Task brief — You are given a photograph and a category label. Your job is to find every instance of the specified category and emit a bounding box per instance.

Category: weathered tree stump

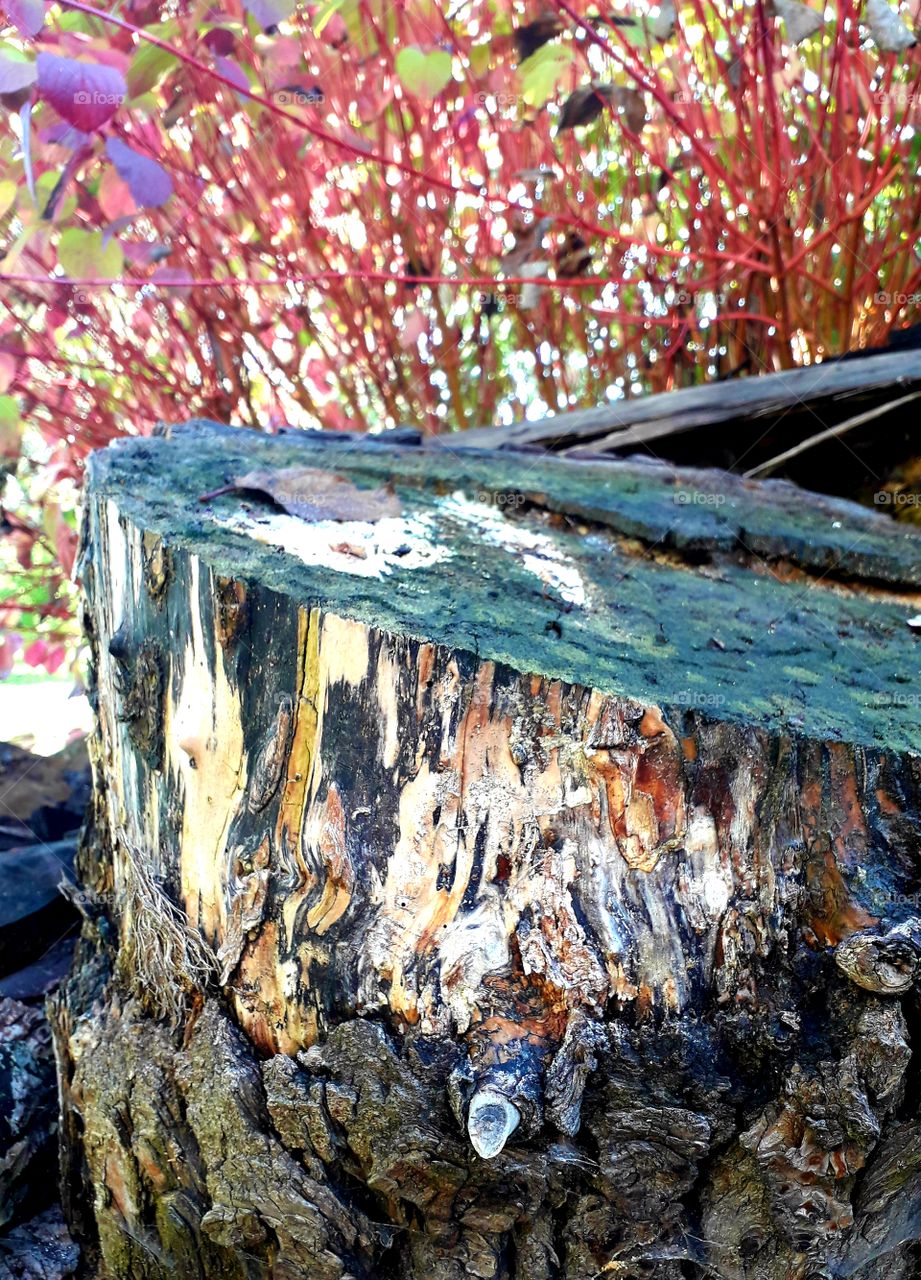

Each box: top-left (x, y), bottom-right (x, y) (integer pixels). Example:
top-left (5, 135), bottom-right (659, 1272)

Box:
top-left (53, 422), bottom-right (921, 1280)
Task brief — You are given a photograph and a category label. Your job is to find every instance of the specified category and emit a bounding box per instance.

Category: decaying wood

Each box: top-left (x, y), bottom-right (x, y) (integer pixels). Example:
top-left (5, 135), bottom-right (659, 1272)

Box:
top-left (52, 422), bottom-right (921, 1279)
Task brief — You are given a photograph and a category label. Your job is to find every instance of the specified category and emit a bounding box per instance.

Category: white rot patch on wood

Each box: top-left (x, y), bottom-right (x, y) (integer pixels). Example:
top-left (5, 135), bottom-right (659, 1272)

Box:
top-left (441, 493), bottom-right (589, 607)
top-left (213, 510), bottom-right (450, 578)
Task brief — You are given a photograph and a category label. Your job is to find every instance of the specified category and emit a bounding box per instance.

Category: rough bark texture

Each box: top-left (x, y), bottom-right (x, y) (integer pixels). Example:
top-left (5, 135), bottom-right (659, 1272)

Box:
top-left (52, 422), bottom-right (921, 1280)
top-left (0, 999), bottom-right (58, 1232)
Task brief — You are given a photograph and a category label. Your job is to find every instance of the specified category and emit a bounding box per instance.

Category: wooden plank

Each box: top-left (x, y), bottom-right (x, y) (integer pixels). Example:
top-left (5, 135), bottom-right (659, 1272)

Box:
top-left (443, 349), bottom-right (921, 453)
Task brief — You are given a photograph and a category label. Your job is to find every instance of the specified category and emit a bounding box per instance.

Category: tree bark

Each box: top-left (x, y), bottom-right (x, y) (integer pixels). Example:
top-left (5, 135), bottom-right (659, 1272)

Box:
top-left (52, 422), bottom-right (921, 1280)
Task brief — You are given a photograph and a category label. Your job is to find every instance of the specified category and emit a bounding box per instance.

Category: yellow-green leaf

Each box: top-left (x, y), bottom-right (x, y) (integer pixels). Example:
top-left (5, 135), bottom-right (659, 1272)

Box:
top-left (58, 227), bottom-right (123, 279)
top-left (0, 180), bottom-right (16, 219)
top-left (127, 24), bottom-right (181, 98)
top-left (395, 47), bottom-right (453, 99)
top-left (469, 42), bottom-right (491, 78)
top-left (0, 395), bottom-right (21, 459)
top-left (519, 44), bottom-right (573, 108)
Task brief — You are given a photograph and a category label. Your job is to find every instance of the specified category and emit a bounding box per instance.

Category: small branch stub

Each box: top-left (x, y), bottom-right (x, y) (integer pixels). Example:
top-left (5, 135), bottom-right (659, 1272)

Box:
top-left (466, 1087), bottom-right (521, 1159)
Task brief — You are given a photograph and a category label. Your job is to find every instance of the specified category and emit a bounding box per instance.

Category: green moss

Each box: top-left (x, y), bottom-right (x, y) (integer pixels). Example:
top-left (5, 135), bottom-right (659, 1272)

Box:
top-left (88, 425), bottom-right (921, 755)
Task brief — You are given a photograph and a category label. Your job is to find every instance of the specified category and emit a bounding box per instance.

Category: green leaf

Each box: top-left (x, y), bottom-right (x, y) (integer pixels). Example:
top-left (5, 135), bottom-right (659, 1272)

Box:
top-left (469, 42), bottom-right (491, 78)
top-left (519, 43), bottom-right (573, 108)
top-left (395, 47), bottom-right (454, 99)
top-left (0, 395), bottom-right (21, 459)
top-left (57, 228), bottom-right (123, 279)
top-left (126, 25), bottom-right (181, 98)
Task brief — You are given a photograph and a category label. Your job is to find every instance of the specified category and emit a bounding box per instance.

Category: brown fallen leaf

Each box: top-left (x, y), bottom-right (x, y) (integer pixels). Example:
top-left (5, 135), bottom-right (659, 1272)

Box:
top-left (200, 466), bottom-right (401, 522)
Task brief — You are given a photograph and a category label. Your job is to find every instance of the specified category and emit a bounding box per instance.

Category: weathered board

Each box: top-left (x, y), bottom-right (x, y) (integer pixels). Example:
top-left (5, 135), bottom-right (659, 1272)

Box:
top-left (444, 348), bottom-right (921, 456)
top-left (53, 421), bottom-right (921, 1280)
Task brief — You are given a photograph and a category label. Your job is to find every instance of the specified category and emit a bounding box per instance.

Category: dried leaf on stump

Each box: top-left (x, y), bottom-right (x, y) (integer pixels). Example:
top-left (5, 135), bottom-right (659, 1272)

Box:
top-left (202, 467), bottom-right (402, 522)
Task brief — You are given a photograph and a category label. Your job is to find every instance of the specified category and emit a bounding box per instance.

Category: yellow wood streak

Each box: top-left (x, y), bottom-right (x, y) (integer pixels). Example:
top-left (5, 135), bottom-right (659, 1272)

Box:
top-left (165, 560), bottom-right (247, 943)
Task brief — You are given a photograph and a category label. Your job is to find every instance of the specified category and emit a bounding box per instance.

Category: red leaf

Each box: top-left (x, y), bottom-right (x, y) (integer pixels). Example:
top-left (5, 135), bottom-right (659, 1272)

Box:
top-left (120, 237), bottom-right (170, 265)
top-left (54, 518), bottom-right (78, 576)
top-left (0, 353), bottom-right (17, 393)
top-left (105, 136), bottom-right (172, 207)
top-left (98, 164), bottom-right (137, 220)
top-left (11, 529), bottom-right (34, 569)
top-left (202, 26), bottom-right (236, 56)
top-left (1, 0), bottom-right (44, 37)
top-left (44, 644), bottom-right (67, 674)
top-left (23, 637), bottom-right (48, 668)
top-left (36, 52), bottom-right (126, 132)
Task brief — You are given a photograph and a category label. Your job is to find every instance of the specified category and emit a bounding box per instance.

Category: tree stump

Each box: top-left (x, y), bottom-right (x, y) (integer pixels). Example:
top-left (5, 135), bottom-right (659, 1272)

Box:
top-left (52, 422), bottom-right (921, 1280)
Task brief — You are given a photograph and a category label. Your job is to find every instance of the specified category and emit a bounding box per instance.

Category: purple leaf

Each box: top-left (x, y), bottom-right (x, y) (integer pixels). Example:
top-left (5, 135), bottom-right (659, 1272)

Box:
top-left (102, 213), bottom-right (140, 244)
top-left (0, 53), bottom-right (36, 96)
top-left (40, 121), bottom-right (92, 149)
top-left (214, 55), bottom-right (250, 94)
top-left (36, 52), bottom-right (126, 132)
top-left (105, 136), bottom-right (172, 208)
top-left (243, 0), bottom-right (295, 30)
top-left (1, 0), bottom-right (44, 37)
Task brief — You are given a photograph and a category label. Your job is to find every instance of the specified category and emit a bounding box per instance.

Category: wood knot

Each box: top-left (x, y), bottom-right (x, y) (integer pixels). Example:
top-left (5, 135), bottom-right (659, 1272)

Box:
top-left (835, 920), bottom-right (921, 994)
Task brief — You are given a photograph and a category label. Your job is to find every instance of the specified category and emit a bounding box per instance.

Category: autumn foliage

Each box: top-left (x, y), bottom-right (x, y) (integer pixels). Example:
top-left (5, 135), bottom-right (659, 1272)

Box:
top-left (0, 0), bottom-right (920, 669)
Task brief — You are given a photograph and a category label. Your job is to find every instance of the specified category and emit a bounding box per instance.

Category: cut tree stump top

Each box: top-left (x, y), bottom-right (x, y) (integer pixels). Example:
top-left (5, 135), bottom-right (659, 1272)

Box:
top-left (91, 421), bottom-right (921, 753)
